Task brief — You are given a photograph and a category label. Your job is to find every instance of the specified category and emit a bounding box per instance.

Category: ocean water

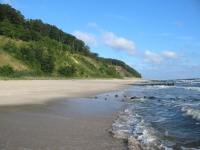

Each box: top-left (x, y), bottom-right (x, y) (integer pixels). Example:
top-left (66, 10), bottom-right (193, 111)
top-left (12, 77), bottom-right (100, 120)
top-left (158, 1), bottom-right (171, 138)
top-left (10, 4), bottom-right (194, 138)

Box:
top-left (110, 78), bottom-right (200, 150)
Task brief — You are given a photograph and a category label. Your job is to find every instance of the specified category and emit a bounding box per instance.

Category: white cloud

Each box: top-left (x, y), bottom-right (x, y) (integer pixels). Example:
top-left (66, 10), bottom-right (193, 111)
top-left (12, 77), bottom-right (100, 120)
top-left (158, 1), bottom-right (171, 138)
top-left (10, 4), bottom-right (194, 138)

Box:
top-left (144, 51), bottom-right (163, 64)
top-left (162, 51), bottom-right (178, 59)
top-left (177, 36), bottom-right (194, 40)
top-left (73, 30), bottom-right (98, 46)
top-left (102, 31), bottom-right (136, 55)
top-left (74, 23), bottom-right (137, 56)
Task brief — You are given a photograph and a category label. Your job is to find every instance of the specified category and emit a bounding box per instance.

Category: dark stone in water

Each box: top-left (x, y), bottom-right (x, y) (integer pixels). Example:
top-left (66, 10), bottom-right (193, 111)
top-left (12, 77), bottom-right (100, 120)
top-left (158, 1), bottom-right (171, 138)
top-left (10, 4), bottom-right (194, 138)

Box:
top-left (115, 95), bottom-right (118, 97)
top-left (130, 96), bottom-right (139, 99)
top-left (95, 97), bottom-right (97, 99)
top-left (105, 98), bottom-right (107, 100)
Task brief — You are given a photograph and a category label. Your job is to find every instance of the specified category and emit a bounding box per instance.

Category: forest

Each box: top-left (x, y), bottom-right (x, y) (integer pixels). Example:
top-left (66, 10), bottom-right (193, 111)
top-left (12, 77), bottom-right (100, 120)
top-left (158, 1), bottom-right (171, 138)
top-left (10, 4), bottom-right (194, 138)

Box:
top-left (0, 4), bottom-right (142, 78)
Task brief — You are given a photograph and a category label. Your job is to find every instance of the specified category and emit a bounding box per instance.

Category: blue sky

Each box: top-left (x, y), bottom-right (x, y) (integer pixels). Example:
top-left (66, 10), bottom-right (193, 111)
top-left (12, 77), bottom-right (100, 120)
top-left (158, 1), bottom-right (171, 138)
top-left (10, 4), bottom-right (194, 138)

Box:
top-left (1, 0), bottom-right (200, 79)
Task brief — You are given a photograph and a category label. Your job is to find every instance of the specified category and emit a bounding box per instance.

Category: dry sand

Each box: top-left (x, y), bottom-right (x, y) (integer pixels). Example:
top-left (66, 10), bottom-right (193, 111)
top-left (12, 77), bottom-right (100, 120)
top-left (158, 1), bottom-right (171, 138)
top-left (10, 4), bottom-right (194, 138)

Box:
top-left (0, 79), bottom-right (144, 150)
top-left (0, 79), bottom-right (143, 106)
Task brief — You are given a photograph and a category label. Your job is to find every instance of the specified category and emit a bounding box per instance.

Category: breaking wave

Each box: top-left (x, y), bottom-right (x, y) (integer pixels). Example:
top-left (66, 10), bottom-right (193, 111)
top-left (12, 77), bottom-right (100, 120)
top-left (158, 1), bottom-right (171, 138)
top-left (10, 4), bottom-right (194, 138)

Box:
top-left (182, 106), bottom-right (200, 121)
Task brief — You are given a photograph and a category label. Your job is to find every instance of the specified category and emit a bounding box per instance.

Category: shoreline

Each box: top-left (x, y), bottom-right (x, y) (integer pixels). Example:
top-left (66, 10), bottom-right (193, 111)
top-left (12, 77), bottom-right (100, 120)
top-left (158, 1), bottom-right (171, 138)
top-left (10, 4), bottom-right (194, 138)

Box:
top-left (0, 91), bottom-right (129, 149)
top-left (0, 79), bottom-right (145, 149)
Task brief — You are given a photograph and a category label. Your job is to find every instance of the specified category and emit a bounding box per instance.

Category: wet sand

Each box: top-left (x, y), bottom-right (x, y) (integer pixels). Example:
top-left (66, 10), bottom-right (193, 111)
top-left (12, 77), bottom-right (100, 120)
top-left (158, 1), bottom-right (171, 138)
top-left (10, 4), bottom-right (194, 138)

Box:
top-left (0, 79), bottom-right (143, 149)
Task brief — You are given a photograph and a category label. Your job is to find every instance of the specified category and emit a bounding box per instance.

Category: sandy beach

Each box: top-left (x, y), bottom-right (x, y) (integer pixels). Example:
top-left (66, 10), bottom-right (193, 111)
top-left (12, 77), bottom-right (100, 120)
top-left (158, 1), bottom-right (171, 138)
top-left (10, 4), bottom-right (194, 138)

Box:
top-left (0, 79), bottom-right (143, 149)
top-left (0, 79), bottom-right (144, 106)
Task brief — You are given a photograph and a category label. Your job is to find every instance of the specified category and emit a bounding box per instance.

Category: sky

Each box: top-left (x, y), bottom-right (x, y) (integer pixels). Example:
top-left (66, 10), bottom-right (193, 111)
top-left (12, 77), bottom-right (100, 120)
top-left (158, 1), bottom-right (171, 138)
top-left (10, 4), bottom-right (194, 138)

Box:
top-left (1, 0), bottom-right (200, 79)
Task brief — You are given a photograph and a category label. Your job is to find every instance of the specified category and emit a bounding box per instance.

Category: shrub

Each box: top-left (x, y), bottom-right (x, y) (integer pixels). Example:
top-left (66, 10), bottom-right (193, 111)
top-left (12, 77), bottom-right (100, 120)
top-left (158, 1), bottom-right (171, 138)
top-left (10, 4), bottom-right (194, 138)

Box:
top-left (58, 65), bottom-right (77, 77)
top-left (0, 65), bottom-right (14, 76)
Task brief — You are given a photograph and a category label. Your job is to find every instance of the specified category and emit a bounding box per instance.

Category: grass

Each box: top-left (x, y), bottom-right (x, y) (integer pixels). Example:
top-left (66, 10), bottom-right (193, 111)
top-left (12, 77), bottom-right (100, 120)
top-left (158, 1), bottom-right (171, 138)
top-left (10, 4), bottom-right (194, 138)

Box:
top-left (0, 75), bottom-right (120, 80)
top-left (0, 50), bottom-right (29, 70)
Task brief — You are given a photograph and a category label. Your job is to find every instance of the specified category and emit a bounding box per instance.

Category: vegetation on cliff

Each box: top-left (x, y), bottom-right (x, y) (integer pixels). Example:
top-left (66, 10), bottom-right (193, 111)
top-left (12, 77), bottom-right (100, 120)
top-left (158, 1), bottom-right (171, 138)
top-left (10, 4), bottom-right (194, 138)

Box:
top-left (0, 4), bottom-right (142, 78)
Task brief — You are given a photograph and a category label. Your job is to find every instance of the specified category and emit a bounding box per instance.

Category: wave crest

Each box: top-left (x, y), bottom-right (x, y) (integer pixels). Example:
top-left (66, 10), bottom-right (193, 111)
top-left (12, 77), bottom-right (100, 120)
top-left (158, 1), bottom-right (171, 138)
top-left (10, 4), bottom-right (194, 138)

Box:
top-left (182, 106), bottom-right (200, 121)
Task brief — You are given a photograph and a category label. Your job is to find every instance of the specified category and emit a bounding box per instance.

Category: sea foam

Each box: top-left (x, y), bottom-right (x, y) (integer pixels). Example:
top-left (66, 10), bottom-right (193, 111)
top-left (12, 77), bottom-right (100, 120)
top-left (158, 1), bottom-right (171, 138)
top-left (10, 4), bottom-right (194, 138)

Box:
top-left (182, 106), bottom-right (200, 121)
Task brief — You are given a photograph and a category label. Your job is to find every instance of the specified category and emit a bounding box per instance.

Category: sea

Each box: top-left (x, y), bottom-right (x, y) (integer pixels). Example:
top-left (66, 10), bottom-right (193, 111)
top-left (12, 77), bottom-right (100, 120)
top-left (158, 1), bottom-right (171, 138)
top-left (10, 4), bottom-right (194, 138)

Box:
top-left (110, 78), bottom-right (200, 150)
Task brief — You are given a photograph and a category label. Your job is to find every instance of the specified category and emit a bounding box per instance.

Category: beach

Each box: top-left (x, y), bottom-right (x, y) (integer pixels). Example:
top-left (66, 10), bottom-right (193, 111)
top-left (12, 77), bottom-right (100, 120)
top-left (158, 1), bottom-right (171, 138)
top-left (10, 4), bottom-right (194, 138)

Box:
top-left (0, 79), bottom-right (143, 149)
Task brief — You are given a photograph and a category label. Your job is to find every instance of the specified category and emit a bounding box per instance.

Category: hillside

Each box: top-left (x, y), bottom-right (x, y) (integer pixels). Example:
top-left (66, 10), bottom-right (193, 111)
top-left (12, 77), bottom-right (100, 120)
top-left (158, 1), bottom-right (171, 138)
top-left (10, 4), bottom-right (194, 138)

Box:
top-left (0, 4), bottom-right (142, 78)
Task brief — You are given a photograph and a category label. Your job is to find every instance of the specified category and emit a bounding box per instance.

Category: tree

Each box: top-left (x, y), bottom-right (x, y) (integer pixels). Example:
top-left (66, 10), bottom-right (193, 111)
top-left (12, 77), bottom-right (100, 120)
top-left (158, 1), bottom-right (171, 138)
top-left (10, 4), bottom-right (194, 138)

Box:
top-left (0, 4), bottom-right (24, 26)
top-left (81, 45), bottom-right (91, 56)
top-left (31, 19), bottom-right (44, 33)
top-left (49, 25), bottom-right (59, 41)
top-left (0, 19), bottom-right (17, 38)
top-left (74, 39), bottom-right (84, 53)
